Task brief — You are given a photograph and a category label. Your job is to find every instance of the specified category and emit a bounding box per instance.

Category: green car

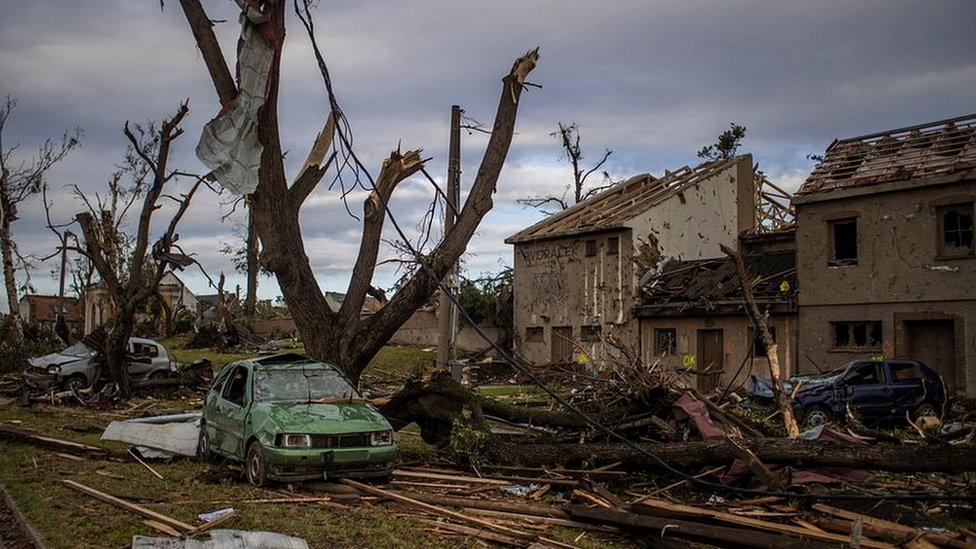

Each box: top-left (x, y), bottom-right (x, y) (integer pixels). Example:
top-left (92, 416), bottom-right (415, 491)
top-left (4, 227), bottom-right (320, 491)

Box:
top-left (199, 353), bottom-right (397, 486)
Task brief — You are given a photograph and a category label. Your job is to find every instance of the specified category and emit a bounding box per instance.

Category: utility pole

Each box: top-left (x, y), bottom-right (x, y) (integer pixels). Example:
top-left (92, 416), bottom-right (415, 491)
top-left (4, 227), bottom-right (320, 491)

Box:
top-left (437, 105), bottom-right (462, 380)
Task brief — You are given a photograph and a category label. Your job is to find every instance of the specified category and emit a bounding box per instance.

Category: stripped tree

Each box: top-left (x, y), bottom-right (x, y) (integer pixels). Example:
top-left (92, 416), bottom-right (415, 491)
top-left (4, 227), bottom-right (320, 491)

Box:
top-left (49, 103), bottom-right (210, 396)
top-left (175, 0), bottom-right (538, 384)
top-left (518, 122), bottom-right (612, 214)
top-left (0, 96), bottom-right (80, 331)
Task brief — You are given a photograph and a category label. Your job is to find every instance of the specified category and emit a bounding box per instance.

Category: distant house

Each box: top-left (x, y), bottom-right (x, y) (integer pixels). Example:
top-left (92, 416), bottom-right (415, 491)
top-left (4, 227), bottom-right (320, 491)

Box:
top-left (83, 272), bottom-right (198, 334)
top-left (18, 294), bottom-right (82, 330)
top-left (505, 155), bottom-right (758, 367)
top-left (795, 113), bottom-right (976, 396)
top-left (636, 229), bottom-right (798, 392)
top-left (197, 292), bottom-right (238, 318)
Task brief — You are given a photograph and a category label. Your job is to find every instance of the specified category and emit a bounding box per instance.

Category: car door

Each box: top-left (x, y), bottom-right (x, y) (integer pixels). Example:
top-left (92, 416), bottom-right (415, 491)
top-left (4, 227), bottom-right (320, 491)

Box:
top-left (127, 340), bottom-right (153, 377)
top-left (150, 342), bottom-right (170, 373)
top-left (843, 361), bottom-right (890, 419)
top-left (886, 361), bottom-right (925, 413)
top-left (213, 365), bottom-right (250, 459)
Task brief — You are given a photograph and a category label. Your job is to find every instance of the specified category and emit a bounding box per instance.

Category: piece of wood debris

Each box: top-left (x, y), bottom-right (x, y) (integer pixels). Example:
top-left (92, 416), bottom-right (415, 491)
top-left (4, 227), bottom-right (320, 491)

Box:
top-left (416, 517), bottom-right (526, 546)
top-left (340, 479), bottom-right (534, 540)
top-left (142, 519), bottom-right (183, 538)
top-left (129, 449), bottom-right (164, 481)
top-left (61, 479), bottom-right (194, 534)
top-left (0, 424), bottom-right (106, 457)
top-left (638, 497), bottom-right (893, 548)
top-left (812, 503), bottom-right (970, 548)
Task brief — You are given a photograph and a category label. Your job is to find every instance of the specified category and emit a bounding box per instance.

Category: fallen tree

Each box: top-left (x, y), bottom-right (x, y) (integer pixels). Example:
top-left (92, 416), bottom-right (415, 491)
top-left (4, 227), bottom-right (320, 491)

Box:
top-left (500, 439), bottom-right (976, 474)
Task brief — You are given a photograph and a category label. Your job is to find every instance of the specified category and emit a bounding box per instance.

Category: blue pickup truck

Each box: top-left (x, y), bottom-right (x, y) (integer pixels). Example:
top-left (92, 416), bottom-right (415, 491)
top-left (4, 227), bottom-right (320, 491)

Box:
top-left (749, 359), bottom-right (947, 429)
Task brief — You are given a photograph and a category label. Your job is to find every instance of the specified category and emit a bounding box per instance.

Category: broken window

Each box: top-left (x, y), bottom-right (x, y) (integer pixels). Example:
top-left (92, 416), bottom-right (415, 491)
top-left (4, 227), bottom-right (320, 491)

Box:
top-left (829, 218), bottom-right (858, 265)
top-left (654, 328), bottom-right (677, 356)
top-left (889, 361), bottom-right (923, 382)
top-left (831, 321), bottom-right (882, 350)
top-left (585, 239), bottom-right (598, 257)
top-left (606, 236), bottom-right (619, 256)
top-left (845, 362), bottom-right (883, 385)
top-left (938, 202), bottom-right (974, 258)
top-left (581, 325), bottom-right (602, 342)
top-left (749, 326), bottom-right (776, 357)
top-left (221, 366), bottom-right (248, 406)
top-left (525, 327), bottom-right (543, 343)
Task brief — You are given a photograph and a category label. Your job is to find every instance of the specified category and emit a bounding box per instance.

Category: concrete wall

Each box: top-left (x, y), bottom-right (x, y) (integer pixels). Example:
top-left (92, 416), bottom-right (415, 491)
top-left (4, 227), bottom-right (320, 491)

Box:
top-left (625, 155), bottom-right (755, 268)
top-left (638, 314), bottom-right (798, 392)
top-left (795, 177), bottom-right (976, 395)
top-left (512, 156), bottom-right (756, 366)
top-left (513, 229), bottom-right (636, 365)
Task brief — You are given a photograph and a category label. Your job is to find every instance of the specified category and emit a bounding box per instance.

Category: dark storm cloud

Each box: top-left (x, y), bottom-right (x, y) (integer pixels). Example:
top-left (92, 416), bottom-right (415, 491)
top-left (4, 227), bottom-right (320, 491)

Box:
top-left (0, 0), bottom-right (973, 306)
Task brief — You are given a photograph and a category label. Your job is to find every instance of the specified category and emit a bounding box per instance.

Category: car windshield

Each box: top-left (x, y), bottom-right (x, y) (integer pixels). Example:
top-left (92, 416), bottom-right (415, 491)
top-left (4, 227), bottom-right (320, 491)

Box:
top-left (253, 367), bottom-right (359, 403)
top-left (60, 342), bottom-right (93, 358)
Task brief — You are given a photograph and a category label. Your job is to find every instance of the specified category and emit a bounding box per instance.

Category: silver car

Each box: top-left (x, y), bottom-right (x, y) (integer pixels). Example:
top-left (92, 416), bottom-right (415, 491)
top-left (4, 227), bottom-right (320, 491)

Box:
top-left (22, 337), bottom-right (176, 390)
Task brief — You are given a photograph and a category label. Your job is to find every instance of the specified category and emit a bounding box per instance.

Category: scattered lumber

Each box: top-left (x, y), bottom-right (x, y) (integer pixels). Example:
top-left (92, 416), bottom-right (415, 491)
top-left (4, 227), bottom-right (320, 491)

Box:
top-left (505, 439), bottom-right (976, 473)
top-left (416, 518), bottom-right (524, 546)
top-left (635, 497), bottom-right (893, 548)
top-left (339, 479), bottom-right (534, 540)
top-left (568, 505), bottom-right (826, 549)
top-left (378, 490), bottom-right (569, 519)
top-left (811, 503), bottom-right (973, 548)
top-left (61, 479), bottom-right (194, 533)
top-left (0, 424), bottom-right (108, 457)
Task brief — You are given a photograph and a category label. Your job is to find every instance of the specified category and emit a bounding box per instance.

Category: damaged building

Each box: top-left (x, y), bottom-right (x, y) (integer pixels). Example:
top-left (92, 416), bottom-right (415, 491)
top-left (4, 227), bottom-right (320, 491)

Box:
top-left (795, 114), bottom-right (976, 396)
top-left (636, 228), bottom-right (797, 392)
top-left (506, 155), bottom-right (757, 366)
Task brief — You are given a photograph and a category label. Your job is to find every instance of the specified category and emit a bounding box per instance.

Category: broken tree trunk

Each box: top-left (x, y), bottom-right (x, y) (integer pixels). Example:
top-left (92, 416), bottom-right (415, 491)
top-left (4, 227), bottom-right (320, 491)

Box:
top-left (0, 173), bottom-right (21, 330)
top-left (378, 372), bottom-right (586, 442)
top-left (721, 243), bottom-right (799, 437)
top-left (499, 439), bottom-right (976, 474)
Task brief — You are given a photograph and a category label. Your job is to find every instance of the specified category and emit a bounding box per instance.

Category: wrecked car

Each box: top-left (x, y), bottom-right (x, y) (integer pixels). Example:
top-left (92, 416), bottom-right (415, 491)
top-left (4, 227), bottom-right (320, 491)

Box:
top-left (199, 353), bottom-right (397, 486)
top-left (22, 337), bottom-right (176, 390)
top-left (749, 358), bottom-right (947, 428)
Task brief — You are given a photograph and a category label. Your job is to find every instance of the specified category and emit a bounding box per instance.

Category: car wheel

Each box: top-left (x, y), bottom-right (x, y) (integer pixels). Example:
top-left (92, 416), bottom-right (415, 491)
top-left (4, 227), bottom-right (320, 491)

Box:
top-left (198, 424), bottom-right (214, 462)
top-left (912, 403), bottom-right (938, 421)
top-left (245, 441), bottom-right (269, 487)
top-left (65, 374), bottom-right (88, 392)
top-left (802, 406), bottom-right (831, 430)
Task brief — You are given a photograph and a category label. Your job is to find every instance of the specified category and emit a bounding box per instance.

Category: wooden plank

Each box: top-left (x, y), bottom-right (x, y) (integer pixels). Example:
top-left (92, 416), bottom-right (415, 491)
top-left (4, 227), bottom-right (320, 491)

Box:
top-left (340, 479), bottom-right (533, 540)
top-left (393, 470), bottom-right (509, 486)
top-left (812, 503), bottom-right (971, 548)
top-left (0, 425), bottom-right (106, 457)
top-left (464, 508), bottom-right (619, 533)
top-left (570, 506), bottom-right (822, 549)
top-left (637, 498), bottom-right (893, 548)
top-left (129, 449), bottom-right (164, 481)
top-left (61, 479), bottom-right (194, 533)
top-left (416, 519), bottom-right (524, 547)
top-left (142, 520), bottom-right (183, 538)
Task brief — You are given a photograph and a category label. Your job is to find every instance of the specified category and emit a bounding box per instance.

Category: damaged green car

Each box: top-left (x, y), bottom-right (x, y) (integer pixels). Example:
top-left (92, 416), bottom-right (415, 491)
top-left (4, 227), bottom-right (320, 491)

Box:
top-left (200, 354), bottom-right (397, 486)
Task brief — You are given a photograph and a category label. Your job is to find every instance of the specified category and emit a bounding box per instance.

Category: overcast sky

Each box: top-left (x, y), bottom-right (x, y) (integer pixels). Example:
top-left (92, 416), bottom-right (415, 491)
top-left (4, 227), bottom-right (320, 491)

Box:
top-left (1, 0), bottom-right (974, 309)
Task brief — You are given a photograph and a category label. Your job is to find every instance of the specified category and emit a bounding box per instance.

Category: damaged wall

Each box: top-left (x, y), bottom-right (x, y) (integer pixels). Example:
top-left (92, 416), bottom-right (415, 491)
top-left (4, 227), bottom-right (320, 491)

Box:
top-left (795, 176), bottom-right (976, 395)
top-left (638, 313), bottom-right (798, 393)
top-left (511, 156), bottom-right (757, 366)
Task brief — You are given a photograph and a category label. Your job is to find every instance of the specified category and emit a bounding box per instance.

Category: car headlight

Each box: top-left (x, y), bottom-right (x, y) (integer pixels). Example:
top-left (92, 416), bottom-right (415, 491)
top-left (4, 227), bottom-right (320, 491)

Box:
top-left (46, 365), bottom-right (61, 375)
top-left (280, 434), bottom-right (312, 448)
top-left (370, 430), bottom-right (393, 446)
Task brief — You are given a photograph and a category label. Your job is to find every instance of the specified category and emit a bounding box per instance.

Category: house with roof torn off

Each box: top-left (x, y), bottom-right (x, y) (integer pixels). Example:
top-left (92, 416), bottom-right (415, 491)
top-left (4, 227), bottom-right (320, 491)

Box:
top-left (795, 113), bottom-right (976, 396)
top-left (505, 155), bottom-right (758, 366)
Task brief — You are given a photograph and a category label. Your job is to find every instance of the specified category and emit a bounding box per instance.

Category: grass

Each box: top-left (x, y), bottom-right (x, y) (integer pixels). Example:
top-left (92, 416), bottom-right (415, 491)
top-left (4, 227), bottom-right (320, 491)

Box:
top-left (0, 343), bottom-right (629, 548)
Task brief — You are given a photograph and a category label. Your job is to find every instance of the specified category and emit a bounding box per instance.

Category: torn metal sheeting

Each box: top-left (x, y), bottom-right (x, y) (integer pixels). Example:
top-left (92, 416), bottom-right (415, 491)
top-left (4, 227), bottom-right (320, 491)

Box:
top-left (196, 19), bottom-right (274, 195)
top-left (132, 529), bottom-right (309, 549)
top-left (101, 413), bottom-right (202, 457)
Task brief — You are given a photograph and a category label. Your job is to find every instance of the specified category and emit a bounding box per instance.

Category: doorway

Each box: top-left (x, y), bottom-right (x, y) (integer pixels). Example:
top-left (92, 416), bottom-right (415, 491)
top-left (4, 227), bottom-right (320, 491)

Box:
top-left (551, 326), bottom-right (574, 364)
top-left (697, 329), bottom-right (724, 392)
top-left (904, 319), bottom-right (957, 394)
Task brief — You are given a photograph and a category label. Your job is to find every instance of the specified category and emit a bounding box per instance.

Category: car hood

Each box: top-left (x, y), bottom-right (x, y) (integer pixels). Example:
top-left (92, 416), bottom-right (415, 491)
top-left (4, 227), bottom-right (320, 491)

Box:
top-left (27, 353), bottom-right (86, 369)
top-left (252, 401), bottom-right (391, 435)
